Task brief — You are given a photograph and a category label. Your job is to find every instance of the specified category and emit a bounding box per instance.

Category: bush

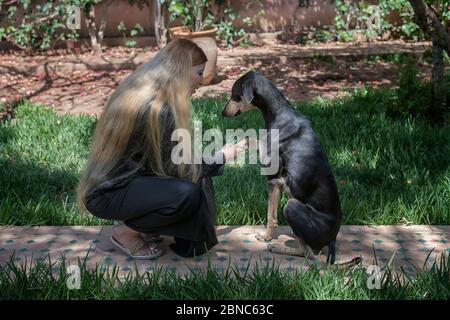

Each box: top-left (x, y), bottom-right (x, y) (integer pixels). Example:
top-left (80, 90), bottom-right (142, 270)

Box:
top-left (311, 0), bottom-right (450, 44)
top-left (393, 57), bottom-right (429, 117)
top-left (388, 56), bottom-right (450, 118)
top-left (0, 0), bottom-right (79, 51)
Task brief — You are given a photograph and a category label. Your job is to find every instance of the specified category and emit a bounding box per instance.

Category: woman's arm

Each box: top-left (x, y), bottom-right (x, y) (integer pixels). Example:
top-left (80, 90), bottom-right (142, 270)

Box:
top-left (198, 151), bottom-right (226, 178)
top-left (198, 138), bottom-right (251, 178)
top-left (159, 105), bottom-right (252, 178)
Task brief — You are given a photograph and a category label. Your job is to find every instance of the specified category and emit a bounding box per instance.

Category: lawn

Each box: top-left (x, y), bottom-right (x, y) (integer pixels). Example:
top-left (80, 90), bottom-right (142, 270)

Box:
top-left (1, 86), bottom-right (450, 300)
top-left (1, 86), bottom-right (449, 227)
top-left (1, 253), bottom-right (449, 299)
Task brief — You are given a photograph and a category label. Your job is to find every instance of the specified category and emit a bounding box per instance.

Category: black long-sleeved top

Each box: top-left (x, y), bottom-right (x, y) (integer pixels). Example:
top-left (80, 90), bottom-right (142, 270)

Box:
top-left (85, 104), bottom-right (225, 204)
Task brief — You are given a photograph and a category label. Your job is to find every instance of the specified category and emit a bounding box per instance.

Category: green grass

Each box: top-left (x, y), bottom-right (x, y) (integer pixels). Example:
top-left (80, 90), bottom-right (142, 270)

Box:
top-left (1, 252), bottom-right (449, 300)
top-left (365, 51), bottom-right (450, 64)
top-left (0, 86), bottom-right (449, 226)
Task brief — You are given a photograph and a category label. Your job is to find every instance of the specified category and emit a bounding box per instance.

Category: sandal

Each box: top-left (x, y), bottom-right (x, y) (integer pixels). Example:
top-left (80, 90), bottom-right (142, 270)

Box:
top-left (140, 232), bottom-right (163, 243)
top-left (111, 235), bottom-right (162, 260)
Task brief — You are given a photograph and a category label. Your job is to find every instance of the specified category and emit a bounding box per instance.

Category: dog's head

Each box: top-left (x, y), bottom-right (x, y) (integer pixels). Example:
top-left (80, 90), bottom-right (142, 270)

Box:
top-left (222, 71), bottom-right (258, 118)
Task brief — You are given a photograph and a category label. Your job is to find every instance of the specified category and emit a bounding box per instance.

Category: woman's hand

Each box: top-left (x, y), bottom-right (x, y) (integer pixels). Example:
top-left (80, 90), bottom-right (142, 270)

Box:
top-left (219, 137), bottom-right (256, 163)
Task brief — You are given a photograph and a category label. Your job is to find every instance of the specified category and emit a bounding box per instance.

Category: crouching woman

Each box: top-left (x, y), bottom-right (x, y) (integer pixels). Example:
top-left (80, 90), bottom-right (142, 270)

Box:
top-left (76, 39), bottom-right (246, 259)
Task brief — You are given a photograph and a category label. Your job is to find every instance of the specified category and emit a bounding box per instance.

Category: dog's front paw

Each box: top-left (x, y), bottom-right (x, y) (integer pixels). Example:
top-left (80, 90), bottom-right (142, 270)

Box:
top-left (255, 231), bottom-right (273, 242)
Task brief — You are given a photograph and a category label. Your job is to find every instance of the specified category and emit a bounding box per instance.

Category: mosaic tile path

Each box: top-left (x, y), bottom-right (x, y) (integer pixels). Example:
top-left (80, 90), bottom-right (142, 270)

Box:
top-left (1, 225), bottom-right (449, 277)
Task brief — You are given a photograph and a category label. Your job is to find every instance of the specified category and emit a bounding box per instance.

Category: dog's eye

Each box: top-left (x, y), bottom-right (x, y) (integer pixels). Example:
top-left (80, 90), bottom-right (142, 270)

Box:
top-left (232, 95), bottom-right (241, 102)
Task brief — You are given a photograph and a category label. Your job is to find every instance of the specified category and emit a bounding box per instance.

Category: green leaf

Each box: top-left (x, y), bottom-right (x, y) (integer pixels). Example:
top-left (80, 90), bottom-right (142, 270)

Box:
top-left (169, 2), bottom-right (184, 15)
top-left (125, 39), bottom-right (136, 47)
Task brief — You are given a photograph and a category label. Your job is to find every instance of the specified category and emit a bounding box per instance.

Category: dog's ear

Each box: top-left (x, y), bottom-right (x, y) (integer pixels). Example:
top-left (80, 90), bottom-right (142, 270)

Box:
top-left (242, 79), bottom-right (254, 104)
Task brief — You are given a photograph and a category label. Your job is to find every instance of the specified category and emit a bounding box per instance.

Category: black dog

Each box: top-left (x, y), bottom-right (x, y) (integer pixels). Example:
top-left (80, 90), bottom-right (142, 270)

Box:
top-left (222, 71), bottom-right (341, 264)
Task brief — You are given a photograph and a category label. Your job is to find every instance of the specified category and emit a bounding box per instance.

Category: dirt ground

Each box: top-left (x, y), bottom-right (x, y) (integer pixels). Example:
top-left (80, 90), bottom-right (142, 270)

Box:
top-left (0, 41), bottom-right (435, 117)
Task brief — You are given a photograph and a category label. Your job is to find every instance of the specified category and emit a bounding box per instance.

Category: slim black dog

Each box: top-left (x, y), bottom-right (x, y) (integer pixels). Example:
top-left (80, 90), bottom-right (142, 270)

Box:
top-left (222, 71), bottom-right (341, 264)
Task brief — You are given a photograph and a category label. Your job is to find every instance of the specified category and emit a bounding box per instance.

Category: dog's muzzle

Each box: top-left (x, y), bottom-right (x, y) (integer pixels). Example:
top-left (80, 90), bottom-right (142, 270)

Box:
top-left (222, 99), bottom-right (242, 117)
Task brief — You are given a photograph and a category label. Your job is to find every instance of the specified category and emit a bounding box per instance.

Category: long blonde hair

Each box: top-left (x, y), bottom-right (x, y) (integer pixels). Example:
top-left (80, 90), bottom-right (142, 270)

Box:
top-left (76, 38), bottom-right (207, 212)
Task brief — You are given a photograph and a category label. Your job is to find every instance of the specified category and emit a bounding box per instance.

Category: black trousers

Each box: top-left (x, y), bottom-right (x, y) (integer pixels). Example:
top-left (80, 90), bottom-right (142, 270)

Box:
top-left (86, 175), bottom-right (219, 257)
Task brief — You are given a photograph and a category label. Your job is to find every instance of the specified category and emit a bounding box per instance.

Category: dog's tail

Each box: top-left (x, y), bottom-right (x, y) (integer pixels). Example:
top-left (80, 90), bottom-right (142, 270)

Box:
top-left (333, 256), bottom-right (363, 270)
top-left (326, 239), bottom-right (336, 264)
top-left (323, 240), bottom-right (361, 268)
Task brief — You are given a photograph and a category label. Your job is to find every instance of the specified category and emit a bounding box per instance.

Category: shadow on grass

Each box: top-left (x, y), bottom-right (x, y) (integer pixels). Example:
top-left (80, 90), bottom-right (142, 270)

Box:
top-left (199, 90), bottom-right (450, 225)
top-left (300, 91), bottom-right (450, 224)
top-left (1, 91), bottom-right (449, 226)
top-left (0, 104), bottom-right (101, 226)
top-left (0, 154), bottom-right (102, 226)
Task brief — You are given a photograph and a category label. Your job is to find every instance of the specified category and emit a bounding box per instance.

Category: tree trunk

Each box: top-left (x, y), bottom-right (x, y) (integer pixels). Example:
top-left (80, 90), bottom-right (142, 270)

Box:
top-left (84, 1), bottom-right (112, 54)
top-left (98, 0), bottom-right (113, 49)
top-left (408, 0), bottom-right (450, 122)
top-left (85, 5), bottom-right (101, 53)
top-left (430, 42), bottom-right (446, 119)
top-left (409, 0), bottom-right (450, 55)
top-left (192, 0), bottom-right (202, 32)
top-left (154, 0), bottom-right (166, 47)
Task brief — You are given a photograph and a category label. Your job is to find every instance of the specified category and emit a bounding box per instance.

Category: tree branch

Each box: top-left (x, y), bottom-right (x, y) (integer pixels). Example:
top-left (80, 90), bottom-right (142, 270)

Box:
top-left (408, 0), bottom-right (450, 55)
top-left (2, 0), bottom-right (19, 6)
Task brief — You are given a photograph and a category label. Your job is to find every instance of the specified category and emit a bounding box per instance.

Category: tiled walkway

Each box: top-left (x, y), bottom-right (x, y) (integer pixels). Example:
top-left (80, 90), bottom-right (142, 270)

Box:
top-left (1, 225), bottom-right (449, 277)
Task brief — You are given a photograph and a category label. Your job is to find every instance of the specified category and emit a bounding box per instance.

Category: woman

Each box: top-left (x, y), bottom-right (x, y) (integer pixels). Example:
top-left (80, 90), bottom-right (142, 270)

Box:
top-left (76, 39), bottom-right (246, 259)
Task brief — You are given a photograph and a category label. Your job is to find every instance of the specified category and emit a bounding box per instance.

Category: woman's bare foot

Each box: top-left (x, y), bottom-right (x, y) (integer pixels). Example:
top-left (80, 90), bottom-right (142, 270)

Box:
top-left (112, 224), bottom-right (162, 258)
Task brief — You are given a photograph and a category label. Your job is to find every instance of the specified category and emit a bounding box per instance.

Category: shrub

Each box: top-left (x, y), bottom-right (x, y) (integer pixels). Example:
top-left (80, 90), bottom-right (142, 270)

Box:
top-left (388, 56), bottom-right (450, 118)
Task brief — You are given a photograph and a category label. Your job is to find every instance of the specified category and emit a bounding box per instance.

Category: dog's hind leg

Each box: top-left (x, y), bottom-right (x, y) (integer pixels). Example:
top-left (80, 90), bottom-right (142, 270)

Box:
top-left (268, 235), bottom-right (316, 257)
top-left (256, 179), bottom-right (281, 242)
top-left (274, 198), bottom-right (338, 257)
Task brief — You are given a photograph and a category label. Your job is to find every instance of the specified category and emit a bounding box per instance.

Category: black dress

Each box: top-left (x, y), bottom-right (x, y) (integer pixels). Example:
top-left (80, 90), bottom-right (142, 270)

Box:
top-left (84, 105), bottom-right (225, 258)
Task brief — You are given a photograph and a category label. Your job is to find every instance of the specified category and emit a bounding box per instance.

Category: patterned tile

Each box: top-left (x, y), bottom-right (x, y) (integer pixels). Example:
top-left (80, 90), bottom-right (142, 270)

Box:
top-left (285, 256), bottom-right (296, 262)
top-left (0, 225), bottom-right (449, 277)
